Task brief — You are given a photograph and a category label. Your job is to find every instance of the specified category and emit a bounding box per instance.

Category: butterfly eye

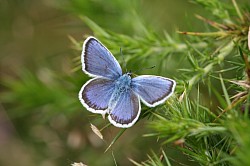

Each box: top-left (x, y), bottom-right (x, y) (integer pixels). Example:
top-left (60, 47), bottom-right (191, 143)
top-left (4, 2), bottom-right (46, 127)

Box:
top-left (127, 72), bottom-right (132, 77)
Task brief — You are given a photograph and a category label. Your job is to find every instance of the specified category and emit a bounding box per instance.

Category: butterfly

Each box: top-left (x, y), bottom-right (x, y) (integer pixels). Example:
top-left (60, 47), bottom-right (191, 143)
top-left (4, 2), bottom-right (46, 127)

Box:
top-left (79, 36), bottom-right (176, 128)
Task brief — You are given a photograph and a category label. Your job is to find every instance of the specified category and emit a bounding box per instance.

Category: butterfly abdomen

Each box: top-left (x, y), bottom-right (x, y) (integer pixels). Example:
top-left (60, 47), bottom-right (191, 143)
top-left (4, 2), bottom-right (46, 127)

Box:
top-left (108, 74), bottom-right (132, 113)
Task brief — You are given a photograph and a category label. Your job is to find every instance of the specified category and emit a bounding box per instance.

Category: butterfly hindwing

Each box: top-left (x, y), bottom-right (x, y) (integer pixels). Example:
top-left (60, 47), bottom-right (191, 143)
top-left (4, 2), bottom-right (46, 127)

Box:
top-left (82, 37), bottom-right (122, 79)
top-left (108, 89), bottom-right (140, 128)
top-left (79, 77), bottom-right (115, 114)
top-left (131, 75), bottom-right (176, 107)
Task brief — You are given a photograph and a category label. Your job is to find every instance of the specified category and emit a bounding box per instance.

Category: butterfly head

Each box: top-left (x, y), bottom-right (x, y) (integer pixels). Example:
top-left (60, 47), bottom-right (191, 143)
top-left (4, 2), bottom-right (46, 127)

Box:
top-left (117, 73), bottom-right (131, 84)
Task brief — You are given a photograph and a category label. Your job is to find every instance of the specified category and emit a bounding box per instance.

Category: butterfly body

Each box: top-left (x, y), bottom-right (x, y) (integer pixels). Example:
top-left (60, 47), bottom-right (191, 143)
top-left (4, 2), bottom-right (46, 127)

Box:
top-left (79, 36), bottom-right (176, 128)
top-left (108, 73), bottom-right (132, 112)
top-left (114, 73), bottom-right (131, 93)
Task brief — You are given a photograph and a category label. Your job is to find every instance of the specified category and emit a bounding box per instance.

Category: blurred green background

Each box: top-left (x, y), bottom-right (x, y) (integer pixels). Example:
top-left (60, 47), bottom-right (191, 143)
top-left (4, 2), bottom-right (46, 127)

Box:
top-left (0, 0), bottom-right (249, 166)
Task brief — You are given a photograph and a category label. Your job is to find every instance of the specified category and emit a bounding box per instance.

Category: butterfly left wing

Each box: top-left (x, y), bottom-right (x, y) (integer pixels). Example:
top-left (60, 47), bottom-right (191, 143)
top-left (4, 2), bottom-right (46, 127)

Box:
top-left (79, 78), bottom-right (115, 114)
top-left (82, 37), bottom-right (122, 79)
top-left (108, 89), bottom-right (140, 128)
top-left (131, 75), bottom-right (176, 107)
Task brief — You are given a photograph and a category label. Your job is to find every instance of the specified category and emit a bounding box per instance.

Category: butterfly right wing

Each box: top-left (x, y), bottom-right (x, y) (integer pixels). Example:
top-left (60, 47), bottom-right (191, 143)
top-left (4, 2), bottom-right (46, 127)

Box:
top-left (82, 37), bottom-right (122, 79)
top-left (79, 77), bottom-right (115, 114)
top-left (131, 75), bottom-right (176, 107)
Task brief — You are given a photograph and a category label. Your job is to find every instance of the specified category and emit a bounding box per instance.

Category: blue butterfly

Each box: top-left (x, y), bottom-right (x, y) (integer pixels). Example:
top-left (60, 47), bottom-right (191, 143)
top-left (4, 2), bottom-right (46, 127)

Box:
top-left (79, 37), bottom-right (176, 128)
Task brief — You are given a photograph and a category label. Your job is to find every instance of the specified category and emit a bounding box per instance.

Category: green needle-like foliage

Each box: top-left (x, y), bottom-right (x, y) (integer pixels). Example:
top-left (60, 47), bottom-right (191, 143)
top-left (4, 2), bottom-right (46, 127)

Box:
top-left (1, 0), bottom-right (250, 165)
top-left (71, 0), bottom-right (249, 165)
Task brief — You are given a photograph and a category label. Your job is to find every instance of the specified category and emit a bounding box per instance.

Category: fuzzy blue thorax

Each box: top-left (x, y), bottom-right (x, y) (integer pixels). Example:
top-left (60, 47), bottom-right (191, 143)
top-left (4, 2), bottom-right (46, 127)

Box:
top-left (115, 74), bottom-right (131, 91)
top-left (108, 74), bottom-right (131, 112)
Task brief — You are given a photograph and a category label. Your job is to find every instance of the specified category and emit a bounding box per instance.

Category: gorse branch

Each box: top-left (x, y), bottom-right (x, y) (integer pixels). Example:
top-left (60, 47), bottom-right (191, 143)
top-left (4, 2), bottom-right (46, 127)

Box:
top-left (70, 0), bottom-right (250, 163)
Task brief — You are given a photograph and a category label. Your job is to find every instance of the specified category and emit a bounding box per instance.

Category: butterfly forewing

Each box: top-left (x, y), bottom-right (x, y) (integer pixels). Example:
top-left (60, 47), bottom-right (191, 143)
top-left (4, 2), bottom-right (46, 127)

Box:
top-left (82, 37), bottom-right (122, 79)
top-left (131, 75), bottom-right (176, 107)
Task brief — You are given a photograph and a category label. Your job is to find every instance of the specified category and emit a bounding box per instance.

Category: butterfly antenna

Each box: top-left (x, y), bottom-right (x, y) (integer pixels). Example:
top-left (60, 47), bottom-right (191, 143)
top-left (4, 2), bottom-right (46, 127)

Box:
top-left (133, 65), bottom-right (156, 74)
top-left (120, 48), bottom-right (127, 73)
